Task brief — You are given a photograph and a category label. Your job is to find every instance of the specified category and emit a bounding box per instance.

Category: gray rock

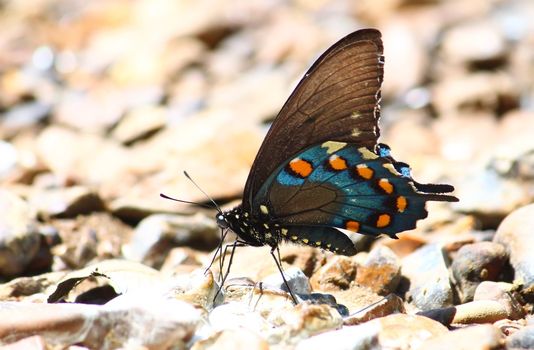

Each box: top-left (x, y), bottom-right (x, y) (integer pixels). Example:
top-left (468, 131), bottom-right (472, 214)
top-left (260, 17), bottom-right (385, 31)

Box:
top-left (0, 190), bottom-right (41, 277)
top-left (401, 244), bottom-right (453, 310)
top-left (506, 325), bottom-right (534, 350)
top-left (262, 266), bottom-right (311, 296)
top-left (451, 242), bottom-right (508, 302)
top-left (122, 213), bottom-right (218, 268)
top-left (494, 204), bottom-right (534, 293)
top-left (28, 186), bottom-right (105, 218)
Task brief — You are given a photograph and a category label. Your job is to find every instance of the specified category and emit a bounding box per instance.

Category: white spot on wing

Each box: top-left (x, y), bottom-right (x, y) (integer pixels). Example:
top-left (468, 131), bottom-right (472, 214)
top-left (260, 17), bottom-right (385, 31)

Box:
top-left (321, 141), bottom-right (347, 154)
top-left (358, 147), bottom-right (378, 160)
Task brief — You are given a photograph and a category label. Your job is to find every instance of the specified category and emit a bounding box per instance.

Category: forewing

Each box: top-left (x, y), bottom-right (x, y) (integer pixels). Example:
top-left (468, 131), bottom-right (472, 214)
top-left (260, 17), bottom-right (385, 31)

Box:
top-left (243, 29), bottom-right (384, 211)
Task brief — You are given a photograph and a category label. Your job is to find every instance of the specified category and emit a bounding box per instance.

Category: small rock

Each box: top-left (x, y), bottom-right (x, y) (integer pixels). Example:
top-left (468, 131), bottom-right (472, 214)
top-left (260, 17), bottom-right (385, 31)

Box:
top-left (262, 266), bottom-right (311, 296)
top-left (432, 73), bottom-right (519, 116)
top-left (355, 246), bottom-right (401, 295)
top-left (474, 281), bottom-right (525, 320)
top-left (451, 242), bottom-right (508, 302)
top-left (0, 140), bottom-right (18, 179)
top-left (297, 314), bottom-right (447, 350)
top-left (0, 272), bottom-right (65, 301)
top-left (111, 105), bottom-right (167, 144)
top-left (0, 101), bottom-right (51, 139)
top-left (36, 126), bottom-right (130, 198)
top-left (166, 269), bottom-right (219, 310)
top-left (494, 319), bottom-right (526, 336)
top-left (279, 245), bottom-right (326, 277)
top-left (494, 204), bottom-right (534, 294)
top-left (309, 256), bottom-right (357, 292)
top-left (417, 306), bottom-right (457, 327)
top-left (122, 213), bottom-right (218, 268)
top-left (506, 324), bottom-right (534, 350)
top-left (328, 284), bottom-right (383, 315)
top-left (269, 302), bottom-right (343, 343)
top-left (452, 300), bottom-right (508, 324)
top-left (0, 190), bottom-right (41, 277)
top-left (0, 299), bottom-right (200, 349)
top-left (441, 20), bottom-right (506, 68)
top-left (401, 244), bottom-right (453, 310)
top-left (160, 247), bottom-right (204, 274)
top-left (419, 324), bottom-right (503, 350)
top-left (191, 329), bottom-right (269, 350)
top-left (51, 213), bottom-right (132, 270)
top-left (217, 246), bottom-right (282, 283)
top-left (344, 293), bottom-right (406, 326)
top-left (28, 186), bottom-right (105, 219)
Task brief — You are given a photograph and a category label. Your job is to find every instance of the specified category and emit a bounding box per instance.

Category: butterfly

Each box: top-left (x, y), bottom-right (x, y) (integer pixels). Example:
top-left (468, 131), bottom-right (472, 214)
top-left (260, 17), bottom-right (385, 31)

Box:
top-left (205, 29), bottom-right (458, 303)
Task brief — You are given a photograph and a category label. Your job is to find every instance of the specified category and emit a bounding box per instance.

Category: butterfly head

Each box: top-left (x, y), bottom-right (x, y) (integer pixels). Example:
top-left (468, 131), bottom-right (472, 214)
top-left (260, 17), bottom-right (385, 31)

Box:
top-left (216, 212), bottom-right (229, 229)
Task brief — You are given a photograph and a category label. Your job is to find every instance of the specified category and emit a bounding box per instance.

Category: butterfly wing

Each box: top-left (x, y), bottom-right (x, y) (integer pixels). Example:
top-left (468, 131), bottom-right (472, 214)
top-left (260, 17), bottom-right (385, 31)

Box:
top-left (243, 29), bottom-right (384, 212)
top-left (255, 142), bottom-right (457, 241)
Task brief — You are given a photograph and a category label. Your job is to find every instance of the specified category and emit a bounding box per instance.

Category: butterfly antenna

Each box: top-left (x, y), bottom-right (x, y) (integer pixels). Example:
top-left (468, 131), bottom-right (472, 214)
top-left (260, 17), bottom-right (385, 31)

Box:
top-left (183, 171), bottom-right (223, 213)
top-left (159, 193), bottom-right (215, 210)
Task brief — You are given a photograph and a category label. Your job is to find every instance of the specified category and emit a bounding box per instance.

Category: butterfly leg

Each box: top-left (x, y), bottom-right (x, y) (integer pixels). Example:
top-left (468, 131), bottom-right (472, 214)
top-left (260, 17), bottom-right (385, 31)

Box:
top-left (270, 246), bottom-right (298, 305)
top-left (205, 228), bottom-right (229, 283)
top-left (213, 239), bottom-right (248, 302)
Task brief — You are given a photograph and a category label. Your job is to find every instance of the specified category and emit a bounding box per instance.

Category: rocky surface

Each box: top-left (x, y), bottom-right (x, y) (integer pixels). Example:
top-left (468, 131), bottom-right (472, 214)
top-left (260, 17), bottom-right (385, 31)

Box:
top-left (0, 0), bottom-right (533, 349)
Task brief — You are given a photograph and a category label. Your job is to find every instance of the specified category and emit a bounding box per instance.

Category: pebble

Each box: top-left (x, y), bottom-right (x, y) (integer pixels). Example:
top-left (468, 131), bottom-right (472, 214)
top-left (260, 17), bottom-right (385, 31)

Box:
top-left (0, 141), bottom-right (19, 178)
top-left (355, 246), bottom-right (401, 295)
top-left (297, 314), bottom-right (447, 350)
top-left (441, 20), bottom-right (506, 67)
top-left (0, 190), bottom-right (41, 277)
top-left (401, 244), bottom-right (453, 310)
top-left (343, 293), bottom-right (406, 326)
top-left (111, 105), bottom-right (167, 145)
top-left (432, 73), bottom-right (519, 116)
top-left (261, 266), bottom-right (312, 296)
top-left (474, 281), bottom-right (526, 320)
top-left (122, 213), bottom-right (218, 268)
top-left (51, 213), bottom-right (132, 270)
top-left (0, 298), bottom-right (200, 349)
top-left (452, 300), bottom-right (508, 324)
top-left (418, 324), bottom-right (503, 350)
top-left (309, 256), bottom-right (357, 292)
top-left (494, 204), bottom-right (534, 294)
top-left (268, 302), bottom-right (343, 343)
top-left (28, 186), bottom-right (105, 219)
top-left (451, 241), bottom-right (508, 302)
top-left (506, 325), bottom-right (534, 350)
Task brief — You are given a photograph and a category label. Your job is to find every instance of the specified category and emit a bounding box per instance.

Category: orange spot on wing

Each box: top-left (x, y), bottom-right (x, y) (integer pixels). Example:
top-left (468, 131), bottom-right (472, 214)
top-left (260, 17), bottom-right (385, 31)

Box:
top-left (345, 220), bottom-right (360, 232)
top-left (376, 214), bottom-right (391, 228)
top-left (397, 196), bottom-right (407, 212)
top-left (378, 179), bottom-right (394, 194)
top-left (289, 158), bottom-right (313, 177)
top-left (329, 155), bottom-right (348, 170)
top-left (356, 165), bottom-right (374, 179)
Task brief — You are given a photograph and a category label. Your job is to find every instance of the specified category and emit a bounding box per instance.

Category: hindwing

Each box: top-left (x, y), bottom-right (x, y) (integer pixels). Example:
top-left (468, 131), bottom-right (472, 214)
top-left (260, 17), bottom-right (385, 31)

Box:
top-left (253, 141), bottom-right (456, 239)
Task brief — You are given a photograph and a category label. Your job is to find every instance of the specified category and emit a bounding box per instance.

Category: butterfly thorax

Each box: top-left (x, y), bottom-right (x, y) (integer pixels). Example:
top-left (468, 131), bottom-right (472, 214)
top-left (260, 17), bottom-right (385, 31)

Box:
top-left (218, 205), bottom-right (282, 248)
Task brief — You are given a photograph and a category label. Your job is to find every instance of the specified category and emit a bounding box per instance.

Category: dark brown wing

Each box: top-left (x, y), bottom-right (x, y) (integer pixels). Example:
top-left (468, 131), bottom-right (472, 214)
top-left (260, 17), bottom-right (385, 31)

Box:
top-left (243, 29), bottom-right (384, 211)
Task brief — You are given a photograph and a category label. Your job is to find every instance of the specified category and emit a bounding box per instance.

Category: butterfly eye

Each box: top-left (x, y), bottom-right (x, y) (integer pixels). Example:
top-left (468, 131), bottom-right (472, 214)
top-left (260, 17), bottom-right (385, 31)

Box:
top-left (216, 214), bottom-right (229, 229)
